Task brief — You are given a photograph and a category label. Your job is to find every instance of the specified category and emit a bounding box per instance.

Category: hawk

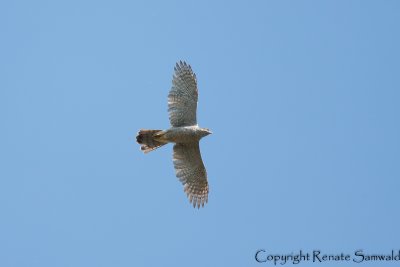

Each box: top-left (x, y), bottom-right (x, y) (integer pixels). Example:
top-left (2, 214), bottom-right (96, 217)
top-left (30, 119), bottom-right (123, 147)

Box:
top-left (136, 61), bottom-right (212, 208)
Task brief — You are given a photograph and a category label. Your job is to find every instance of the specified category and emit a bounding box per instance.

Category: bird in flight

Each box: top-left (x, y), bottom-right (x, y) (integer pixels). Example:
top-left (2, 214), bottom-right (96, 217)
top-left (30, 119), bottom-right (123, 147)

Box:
top-left (136, 61), bottom-right (212, 208)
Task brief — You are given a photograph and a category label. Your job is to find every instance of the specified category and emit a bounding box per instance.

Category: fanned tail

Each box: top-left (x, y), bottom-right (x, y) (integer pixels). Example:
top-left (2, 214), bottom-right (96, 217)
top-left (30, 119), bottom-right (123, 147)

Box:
top-left (136, 129), bottom-right (167, 153)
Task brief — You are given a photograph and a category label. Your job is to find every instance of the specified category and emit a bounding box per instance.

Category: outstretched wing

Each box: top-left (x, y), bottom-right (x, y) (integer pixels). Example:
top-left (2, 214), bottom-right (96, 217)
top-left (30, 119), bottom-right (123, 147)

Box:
top-left (173, 142), bottom-right (209, 208)
top-left (168, 61), bottom-right (198, 127)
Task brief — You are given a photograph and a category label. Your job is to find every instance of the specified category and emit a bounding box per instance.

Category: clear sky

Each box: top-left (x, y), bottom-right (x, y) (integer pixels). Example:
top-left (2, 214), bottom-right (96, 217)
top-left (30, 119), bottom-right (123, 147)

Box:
top-left (1, 1), bottom-right (399, 266)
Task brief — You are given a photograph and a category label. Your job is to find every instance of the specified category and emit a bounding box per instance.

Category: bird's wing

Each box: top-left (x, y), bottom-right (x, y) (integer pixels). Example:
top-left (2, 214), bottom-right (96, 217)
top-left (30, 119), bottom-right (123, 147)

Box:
top-left (168, 61), bottom-right (198, 127)
top-left (173, 142), bottom-right (208, 208)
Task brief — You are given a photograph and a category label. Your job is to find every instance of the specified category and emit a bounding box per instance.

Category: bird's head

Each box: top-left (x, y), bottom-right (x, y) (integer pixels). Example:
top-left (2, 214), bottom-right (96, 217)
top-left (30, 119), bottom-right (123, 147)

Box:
top-left (201, 128), bottom-right (212, 137)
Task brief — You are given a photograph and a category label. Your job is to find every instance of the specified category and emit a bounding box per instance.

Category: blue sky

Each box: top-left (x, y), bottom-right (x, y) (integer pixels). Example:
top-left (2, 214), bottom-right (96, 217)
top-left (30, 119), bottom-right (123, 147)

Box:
top-left (1, 1), bottom-right (399, 266)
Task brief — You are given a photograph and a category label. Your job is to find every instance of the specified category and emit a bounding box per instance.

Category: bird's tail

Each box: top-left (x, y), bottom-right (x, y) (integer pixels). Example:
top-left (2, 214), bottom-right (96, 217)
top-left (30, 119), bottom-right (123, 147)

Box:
top-left (136, 129), bottom-right (167, 153)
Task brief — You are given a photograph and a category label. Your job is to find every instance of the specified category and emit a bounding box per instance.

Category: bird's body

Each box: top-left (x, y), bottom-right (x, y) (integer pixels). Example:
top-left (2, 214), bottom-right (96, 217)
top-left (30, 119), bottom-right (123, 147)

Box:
top-left (162, 126), bottom-right (211, 143)
top-left (136, 61), bottom-right (211, 208)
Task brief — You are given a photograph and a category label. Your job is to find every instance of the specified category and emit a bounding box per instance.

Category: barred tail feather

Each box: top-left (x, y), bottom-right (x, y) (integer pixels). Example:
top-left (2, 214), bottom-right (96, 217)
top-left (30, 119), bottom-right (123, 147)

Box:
top-left (136, 129), bottom-right (167, 153)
